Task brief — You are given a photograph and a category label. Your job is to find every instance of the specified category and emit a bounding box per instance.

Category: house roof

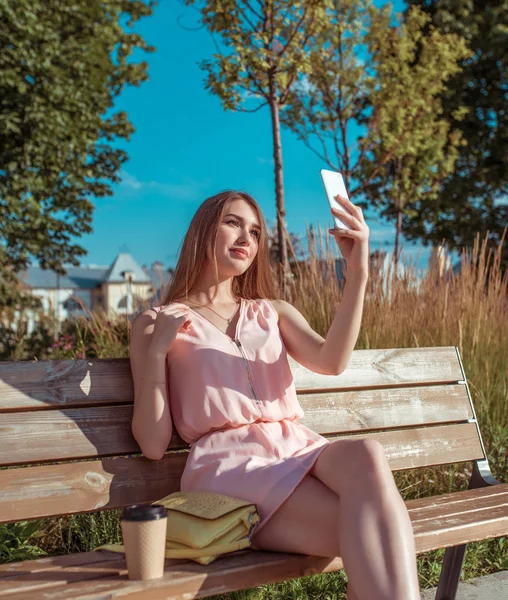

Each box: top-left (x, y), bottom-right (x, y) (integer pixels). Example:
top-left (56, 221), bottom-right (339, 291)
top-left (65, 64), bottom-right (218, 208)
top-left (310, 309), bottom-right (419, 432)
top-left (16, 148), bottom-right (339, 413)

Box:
top-left (103, 253), bottom-right (151, 283)
top-left (19, 253), bottom-right (172, 290)
top-left (20, 266), bottom-right (108, 289)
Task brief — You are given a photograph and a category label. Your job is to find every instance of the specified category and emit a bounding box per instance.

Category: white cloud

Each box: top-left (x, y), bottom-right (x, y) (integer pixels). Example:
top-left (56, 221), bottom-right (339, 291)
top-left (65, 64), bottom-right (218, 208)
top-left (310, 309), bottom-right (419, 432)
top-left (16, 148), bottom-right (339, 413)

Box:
top-left (120, 172), bottom-right (143, 191)
top-left (117, 170), bottom-right (209, 201)
top-left (367, 226), bottom-right (393, 242)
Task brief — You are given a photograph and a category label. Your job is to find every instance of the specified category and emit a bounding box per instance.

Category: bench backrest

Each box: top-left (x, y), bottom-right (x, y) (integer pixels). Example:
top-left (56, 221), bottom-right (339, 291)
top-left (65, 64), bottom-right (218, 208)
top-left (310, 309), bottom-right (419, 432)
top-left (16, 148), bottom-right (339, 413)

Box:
top-left (0, 346), bottom-right (486, 524)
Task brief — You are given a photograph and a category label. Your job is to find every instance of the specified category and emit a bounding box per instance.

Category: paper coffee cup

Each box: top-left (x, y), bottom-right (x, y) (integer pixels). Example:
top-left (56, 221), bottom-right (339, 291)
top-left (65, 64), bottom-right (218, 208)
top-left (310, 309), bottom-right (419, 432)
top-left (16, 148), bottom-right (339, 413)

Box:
top-left (120, 504), bottom-right (168, 581)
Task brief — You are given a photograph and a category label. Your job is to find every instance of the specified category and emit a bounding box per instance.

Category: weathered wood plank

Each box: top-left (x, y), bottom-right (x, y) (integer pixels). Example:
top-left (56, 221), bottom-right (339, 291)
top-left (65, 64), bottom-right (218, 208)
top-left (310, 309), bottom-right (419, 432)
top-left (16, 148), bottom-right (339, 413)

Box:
top-left (0, 558), bottom-right (129, 595)
top-left (0, 551), bottom-right (343, 600)
top-left (0, 359), bottom-right (132, 410)
top-left (0, 453), bottom-right (187, 524)
top-left (341, 422), bottom-right (484, 470)
top-left (0, 424), bottom-right (483, 524)
top-left (0, 385), bottom-right (472, 467)
top-left (406, 482), bottom-right (508, 513)
top-left (0, 407), bottom-right (185, 467)
top-left (0, 550), bottom-right (133, 577)
top-left (299, 384), bottom-right (471, 434)
top-left (0, 485), bottom-right (507, 599)
top-left (287, 346), bottom-right (464, 392)
top-left (0, 347), bottom-right (463, 411)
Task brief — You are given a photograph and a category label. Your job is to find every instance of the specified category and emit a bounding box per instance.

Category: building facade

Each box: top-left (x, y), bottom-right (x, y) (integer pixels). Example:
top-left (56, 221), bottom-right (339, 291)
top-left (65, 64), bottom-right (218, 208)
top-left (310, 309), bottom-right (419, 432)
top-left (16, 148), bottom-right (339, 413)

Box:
top-left (17, 253), bottom-right (173, 333)
top-left (16, 246), bottom-right (458, 334)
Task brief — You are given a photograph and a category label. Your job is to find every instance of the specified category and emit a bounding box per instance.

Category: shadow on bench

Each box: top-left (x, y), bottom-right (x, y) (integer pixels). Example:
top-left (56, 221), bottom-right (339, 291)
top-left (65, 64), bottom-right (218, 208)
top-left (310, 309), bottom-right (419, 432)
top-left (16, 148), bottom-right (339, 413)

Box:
top-left (0, 346), bottom-right (507, 599)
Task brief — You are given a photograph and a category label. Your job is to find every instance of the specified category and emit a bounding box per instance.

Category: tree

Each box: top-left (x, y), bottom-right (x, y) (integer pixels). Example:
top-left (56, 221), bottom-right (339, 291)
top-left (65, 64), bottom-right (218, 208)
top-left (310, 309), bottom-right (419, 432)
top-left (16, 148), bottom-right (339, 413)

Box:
top-left (403, 0), bottom-right (508, 272)
top-left (0, 0), bottom-right (155, 306)
top-left (181, 0), bottom-right (331, 292)
top-left (280, 1), bottom-right (472, 267)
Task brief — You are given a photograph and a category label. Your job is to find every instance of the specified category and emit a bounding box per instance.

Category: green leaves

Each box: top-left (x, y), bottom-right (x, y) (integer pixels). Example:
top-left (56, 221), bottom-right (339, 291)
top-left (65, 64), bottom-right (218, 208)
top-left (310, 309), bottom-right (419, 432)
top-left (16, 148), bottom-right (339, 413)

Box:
top-left (0, 0), bottom-right (155, 301)
top-left (186, 0), bottom-right (332, 110)
top-left (0, 520), bottom-right (48, 563)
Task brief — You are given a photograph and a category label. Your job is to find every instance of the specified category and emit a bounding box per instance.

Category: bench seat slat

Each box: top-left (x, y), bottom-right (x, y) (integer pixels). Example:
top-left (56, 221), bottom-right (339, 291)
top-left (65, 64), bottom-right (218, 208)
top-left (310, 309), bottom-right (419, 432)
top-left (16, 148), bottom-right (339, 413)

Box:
top-left (0, 550), bottom-right (140, 577)
top-left (0, 347), bottom-right (463, 411)
top-left (0, 485), bottom-right (506, 600)
top-left (406, 482), bottom-right (508, 512)
top-left (0, 424), bottom-right (484, 523)
top-left (0, 384), bottom-right (473, 467)
top-left (0, 558), bottom-right (130, 595)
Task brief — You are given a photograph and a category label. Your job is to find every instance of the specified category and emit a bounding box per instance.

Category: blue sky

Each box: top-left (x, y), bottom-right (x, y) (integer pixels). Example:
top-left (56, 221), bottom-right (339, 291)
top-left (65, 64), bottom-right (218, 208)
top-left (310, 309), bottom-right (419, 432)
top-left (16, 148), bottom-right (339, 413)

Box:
top-left (76, 0), bottom-right (458, 273)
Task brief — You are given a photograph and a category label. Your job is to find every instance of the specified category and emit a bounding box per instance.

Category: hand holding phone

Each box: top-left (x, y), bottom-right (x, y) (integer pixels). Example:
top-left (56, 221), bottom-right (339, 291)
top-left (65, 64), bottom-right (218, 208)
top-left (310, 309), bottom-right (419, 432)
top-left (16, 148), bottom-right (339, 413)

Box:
top-left (320, 169), bottom-right (353, 230)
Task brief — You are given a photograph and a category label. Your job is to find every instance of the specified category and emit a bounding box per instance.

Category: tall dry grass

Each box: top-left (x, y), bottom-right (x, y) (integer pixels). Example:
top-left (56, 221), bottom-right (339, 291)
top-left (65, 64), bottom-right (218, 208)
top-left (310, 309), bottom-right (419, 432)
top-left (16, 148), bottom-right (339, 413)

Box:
top-left (281, 224), bottom-right (507, 436)
top-left (1, 226), bottom-right (507, 594)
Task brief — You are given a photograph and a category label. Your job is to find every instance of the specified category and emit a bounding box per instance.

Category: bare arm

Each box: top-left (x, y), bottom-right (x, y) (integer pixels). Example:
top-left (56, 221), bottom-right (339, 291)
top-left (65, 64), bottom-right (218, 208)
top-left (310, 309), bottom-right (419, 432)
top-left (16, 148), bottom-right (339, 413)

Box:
top-left (130, 309), bottom-right (173, 460)
top-left (273, 270), bottom-right (368, 376)
top-left (319, 270), bottom-right (369, 375)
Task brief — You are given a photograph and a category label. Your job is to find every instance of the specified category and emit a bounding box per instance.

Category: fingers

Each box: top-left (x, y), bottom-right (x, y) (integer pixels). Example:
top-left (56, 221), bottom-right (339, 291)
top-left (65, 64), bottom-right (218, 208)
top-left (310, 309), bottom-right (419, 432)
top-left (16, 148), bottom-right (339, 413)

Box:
top-left (331, 207), bottom-right (360, 230)
top-left (334, 194), bottom-right (364, 221)
top-left (157, 306), bottom-right (191, 323)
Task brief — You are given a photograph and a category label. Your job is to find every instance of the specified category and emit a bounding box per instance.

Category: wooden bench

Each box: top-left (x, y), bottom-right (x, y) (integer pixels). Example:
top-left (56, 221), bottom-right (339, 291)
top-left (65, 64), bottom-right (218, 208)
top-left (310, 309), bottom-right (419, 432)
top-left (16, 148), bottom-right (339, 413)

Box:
top-left (0, 346), bottom-right (507, 600)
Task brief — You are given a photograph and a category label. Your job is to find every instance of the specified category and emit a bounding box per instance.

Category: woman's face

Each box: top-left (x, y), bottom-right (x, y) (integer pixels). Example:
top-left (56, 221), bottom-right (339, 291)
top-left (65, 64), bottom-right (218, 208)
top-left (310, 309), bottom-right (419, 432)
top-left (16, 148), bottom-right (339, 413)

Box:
top-left (210, 198), bottom-right (261, 275)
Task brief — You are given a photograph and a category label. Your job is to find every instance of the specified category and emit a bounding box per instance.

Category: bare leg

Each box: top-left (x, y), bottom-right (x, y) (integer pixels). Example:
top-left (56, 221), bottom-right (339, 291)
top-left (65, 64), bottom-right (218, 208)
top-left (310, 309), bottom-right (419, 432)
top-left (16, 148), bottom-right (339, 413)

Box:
top-left (346, 582), bottom-right (360, 600)
top-left (311, 439), bottom-right (421, 600)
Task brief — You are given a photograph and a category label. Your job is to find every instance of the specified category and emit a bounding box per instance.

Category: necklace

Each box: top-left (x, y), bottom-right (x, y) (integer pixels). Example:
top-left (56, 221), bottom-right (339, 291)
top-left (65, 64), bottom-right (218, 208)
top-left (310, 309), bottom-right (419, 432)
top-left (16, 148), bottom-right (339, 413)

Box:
top-left (188, 299), bottom-right (240, 325)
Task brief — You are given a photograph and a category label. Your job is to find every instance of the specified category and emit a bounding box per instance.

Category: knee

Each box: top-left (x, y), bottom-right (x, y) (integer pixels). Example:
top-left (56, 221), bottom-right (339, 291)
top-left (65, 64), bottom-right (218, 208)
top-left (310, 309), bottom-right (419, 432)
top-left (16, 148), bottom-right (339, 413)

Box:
top-left (348, 439), bottom-right (389, 481)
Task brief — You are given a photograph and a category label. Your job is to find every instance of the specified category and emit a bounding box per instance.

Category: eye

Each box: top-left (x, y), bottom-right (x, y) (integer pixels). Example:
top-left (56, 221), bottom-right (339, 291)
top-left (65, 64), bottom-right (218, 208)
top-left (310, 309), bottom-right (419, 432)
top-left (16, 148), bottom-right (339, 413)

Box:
top-left (227, 219), bottom-right (260, 240)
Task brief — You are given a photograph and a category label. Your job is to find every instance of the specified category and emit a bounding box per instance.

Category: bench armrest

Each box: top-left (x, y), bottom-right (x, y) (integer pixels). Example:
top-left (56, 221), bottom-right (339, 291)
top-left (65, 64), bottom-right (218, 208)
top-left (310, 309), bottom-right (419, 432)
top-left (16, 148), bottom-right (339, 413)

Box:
top-left (469, 459), bottom-right (504, 488)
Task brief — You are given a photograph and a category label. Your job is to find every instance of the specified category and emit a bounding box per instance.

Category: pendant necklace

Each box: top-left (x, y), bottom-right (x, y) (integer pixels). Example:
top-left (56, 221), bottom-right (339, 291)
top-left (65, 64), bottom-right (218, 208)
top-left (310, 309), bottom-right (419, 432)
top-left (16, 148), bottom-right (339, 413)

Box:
top-left (189, 300), bottom-right (240, 325)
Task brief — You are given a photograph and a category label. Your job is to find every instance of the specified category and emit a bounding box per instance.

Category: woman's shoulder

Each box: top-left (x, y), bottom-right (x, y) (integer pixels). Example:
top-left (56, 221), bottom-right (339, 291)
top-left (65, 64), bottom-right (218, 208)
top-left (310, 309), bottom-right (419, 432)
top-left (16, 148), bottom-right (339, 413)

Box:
top-left (260, 298), bottom-right (288, 321)
top-left (263, 298), bottom-right (286, 311)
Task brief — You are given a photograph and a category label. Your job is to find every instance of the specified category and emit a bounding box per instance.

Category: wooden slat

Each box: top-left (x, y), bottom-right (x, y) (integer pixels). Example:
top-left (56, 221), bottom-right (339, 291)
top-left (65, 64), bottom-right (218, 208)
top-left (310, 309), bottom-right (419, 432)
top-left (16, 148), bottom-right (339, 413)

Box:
top-left (299, 383), bottom-right (471, 434)
top-left (406, 482), bottom-right (508, 512)
top-left (0, 556), bottom-right (130, 595)
top-left (0, 485), bottom-right (506, 600)
top-left (0, 359), bottom-right (132, 411)
top-left (407, 484), bottom-right (508, 552)
top-left (0, 424), bottom-right (484, 524)
top-left (0, 406), bottom-right (186, 467)
top-left (0, 347), bottom-right (463, 411)
top-left (0, 384), bottom-right (473, 467)
top-left (287, 346), bottom-right (464, 391)
top-left (0, 551), bottom-right (344, 599)
top-left (0, 549), bottom-right (136, 577)
top-left (0, 453), bottom-right (187, 524)
top-left (341, 423), bottom-right (484, 470)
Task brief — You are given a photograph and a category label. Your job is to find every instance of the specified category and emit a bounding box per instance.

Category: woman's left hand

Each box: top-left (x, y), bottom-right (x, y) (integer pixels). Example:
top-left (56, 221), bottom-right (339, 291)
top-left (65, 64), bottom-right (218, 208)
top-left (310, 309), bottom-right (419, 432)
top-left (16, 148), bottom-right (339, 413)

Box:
top-left (328, 195), bottom-right (370, 273)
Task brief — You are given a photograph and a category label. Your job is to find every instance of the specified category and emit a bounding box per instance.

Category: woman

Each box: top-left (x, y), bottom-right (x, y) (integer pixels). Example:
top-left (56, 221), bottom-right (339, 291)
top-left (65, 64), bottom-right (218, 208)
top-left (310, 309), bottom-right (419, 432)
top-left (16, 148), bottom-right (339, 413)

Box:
top-left (130, 190), bottom-right (421, 600)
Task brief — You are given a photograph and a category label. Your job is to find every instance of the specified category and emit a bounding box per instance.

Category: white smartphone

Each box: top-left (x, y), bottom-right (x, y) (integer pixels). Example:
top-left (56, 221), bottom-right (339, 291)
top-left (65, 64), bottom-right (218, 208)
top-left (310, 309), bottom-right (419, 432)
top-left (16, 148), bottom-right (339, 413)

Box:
top-left (320, 169), bottom-right (353, 230)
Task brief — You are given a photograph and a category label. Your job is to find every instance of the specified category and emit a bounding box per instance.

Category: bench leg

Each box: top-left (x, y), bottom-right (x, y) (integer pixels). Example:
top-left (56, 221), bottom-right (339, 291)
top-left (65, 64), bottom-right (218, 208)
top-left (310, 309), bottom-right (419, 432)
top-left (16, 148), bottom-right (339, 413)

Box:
top-left (434, 543), bottom-right (467, 600)
top-left (434, 459), bottom-right (500, 600)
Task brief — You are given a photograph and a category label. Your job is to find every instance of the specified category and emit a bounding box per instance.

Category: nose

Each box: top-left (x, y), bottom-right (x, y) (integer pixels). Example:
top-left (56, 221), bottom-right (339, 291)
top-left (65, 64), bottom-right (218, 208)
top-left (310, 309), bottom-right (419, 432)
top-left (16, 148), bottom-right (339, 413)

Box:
top-left (237, 228), bottom-right (251, 245)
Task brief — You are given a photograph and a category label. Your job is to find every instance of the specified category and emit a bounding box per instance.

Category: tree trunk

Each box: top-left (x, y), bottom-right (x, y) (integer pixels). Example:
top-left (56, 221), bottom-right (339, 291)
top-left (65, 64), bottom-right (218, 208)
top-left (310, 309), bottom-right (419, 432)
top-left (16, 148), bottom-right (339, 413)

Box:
top-left (268, 94), bottom-right (291, 292)
top-left (394, 200), bottom-right (402, 271)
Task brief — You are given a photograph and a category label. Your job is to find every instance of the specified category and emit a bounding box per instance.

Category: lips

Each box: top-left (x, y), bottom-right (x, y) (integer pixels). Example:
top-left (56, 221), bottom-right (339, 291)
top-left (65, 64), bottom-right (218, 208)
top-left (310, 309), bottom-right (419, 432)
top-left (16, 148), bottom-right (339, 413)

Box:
top-left (230, 248), bottom-right (249, 258)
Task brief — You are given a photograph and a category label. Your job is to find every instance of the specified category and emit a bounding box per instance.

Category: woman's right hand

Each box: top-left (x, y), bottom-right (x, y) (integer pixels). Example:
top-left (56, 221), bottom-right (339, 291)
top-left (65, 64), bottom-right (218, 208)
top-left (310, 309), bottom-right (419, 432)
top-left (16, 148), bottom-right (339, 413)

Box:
top-left (149, 305), bottom-right (192, 356)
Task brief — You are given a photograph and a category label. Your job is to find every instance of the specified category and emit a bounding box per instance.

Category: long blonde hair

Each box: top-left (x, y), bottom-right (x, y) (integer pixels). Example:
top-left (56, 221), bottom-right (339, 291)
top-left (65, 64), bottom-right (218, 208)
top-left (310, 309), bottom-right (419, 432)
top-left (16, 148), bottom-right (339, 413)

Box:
top-left (161, 190), bottom-right (277, 305)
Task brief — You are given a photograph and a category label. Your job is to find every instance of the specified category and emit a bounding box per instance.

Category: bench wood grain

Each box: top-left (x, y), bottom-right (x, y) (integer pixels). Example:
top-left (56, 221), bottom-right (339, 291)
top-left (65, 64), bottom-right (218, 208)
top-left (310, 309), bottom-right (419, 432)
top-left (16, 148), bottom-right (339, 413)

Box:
top-left (0, 346), bottom-right (506, 600)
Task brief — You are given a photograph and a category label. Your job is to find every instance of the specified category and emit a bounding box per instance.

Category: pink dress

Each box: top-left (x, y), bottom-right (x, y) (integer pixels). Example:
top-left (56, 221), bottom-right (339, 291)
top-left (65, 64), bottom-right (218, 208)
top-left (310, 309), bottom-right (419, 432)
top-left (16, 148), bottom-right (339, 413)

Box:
top-left (150, 298), bottom-right (330, 536)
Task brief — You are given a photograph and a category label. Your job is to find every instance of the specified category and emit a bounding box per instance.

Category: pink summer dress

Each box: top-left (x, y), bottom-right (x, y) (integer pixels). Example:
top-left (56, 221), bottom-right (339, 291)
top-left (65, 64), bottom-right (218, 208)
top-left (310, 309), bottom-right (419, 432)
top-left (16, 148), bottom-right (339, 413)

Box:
top-left (150, 298), bottom-right (331, 536)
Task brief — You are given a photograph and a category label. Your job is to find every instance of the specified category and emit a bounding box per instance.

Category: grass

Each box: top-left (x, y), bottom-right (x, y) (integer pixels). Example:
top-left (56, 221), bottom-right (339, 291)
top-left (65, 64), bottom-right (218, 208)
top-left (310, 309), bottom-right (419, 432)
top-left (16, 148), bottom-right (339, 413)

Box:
top-left (1, 226), bottom-right (507, 598)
